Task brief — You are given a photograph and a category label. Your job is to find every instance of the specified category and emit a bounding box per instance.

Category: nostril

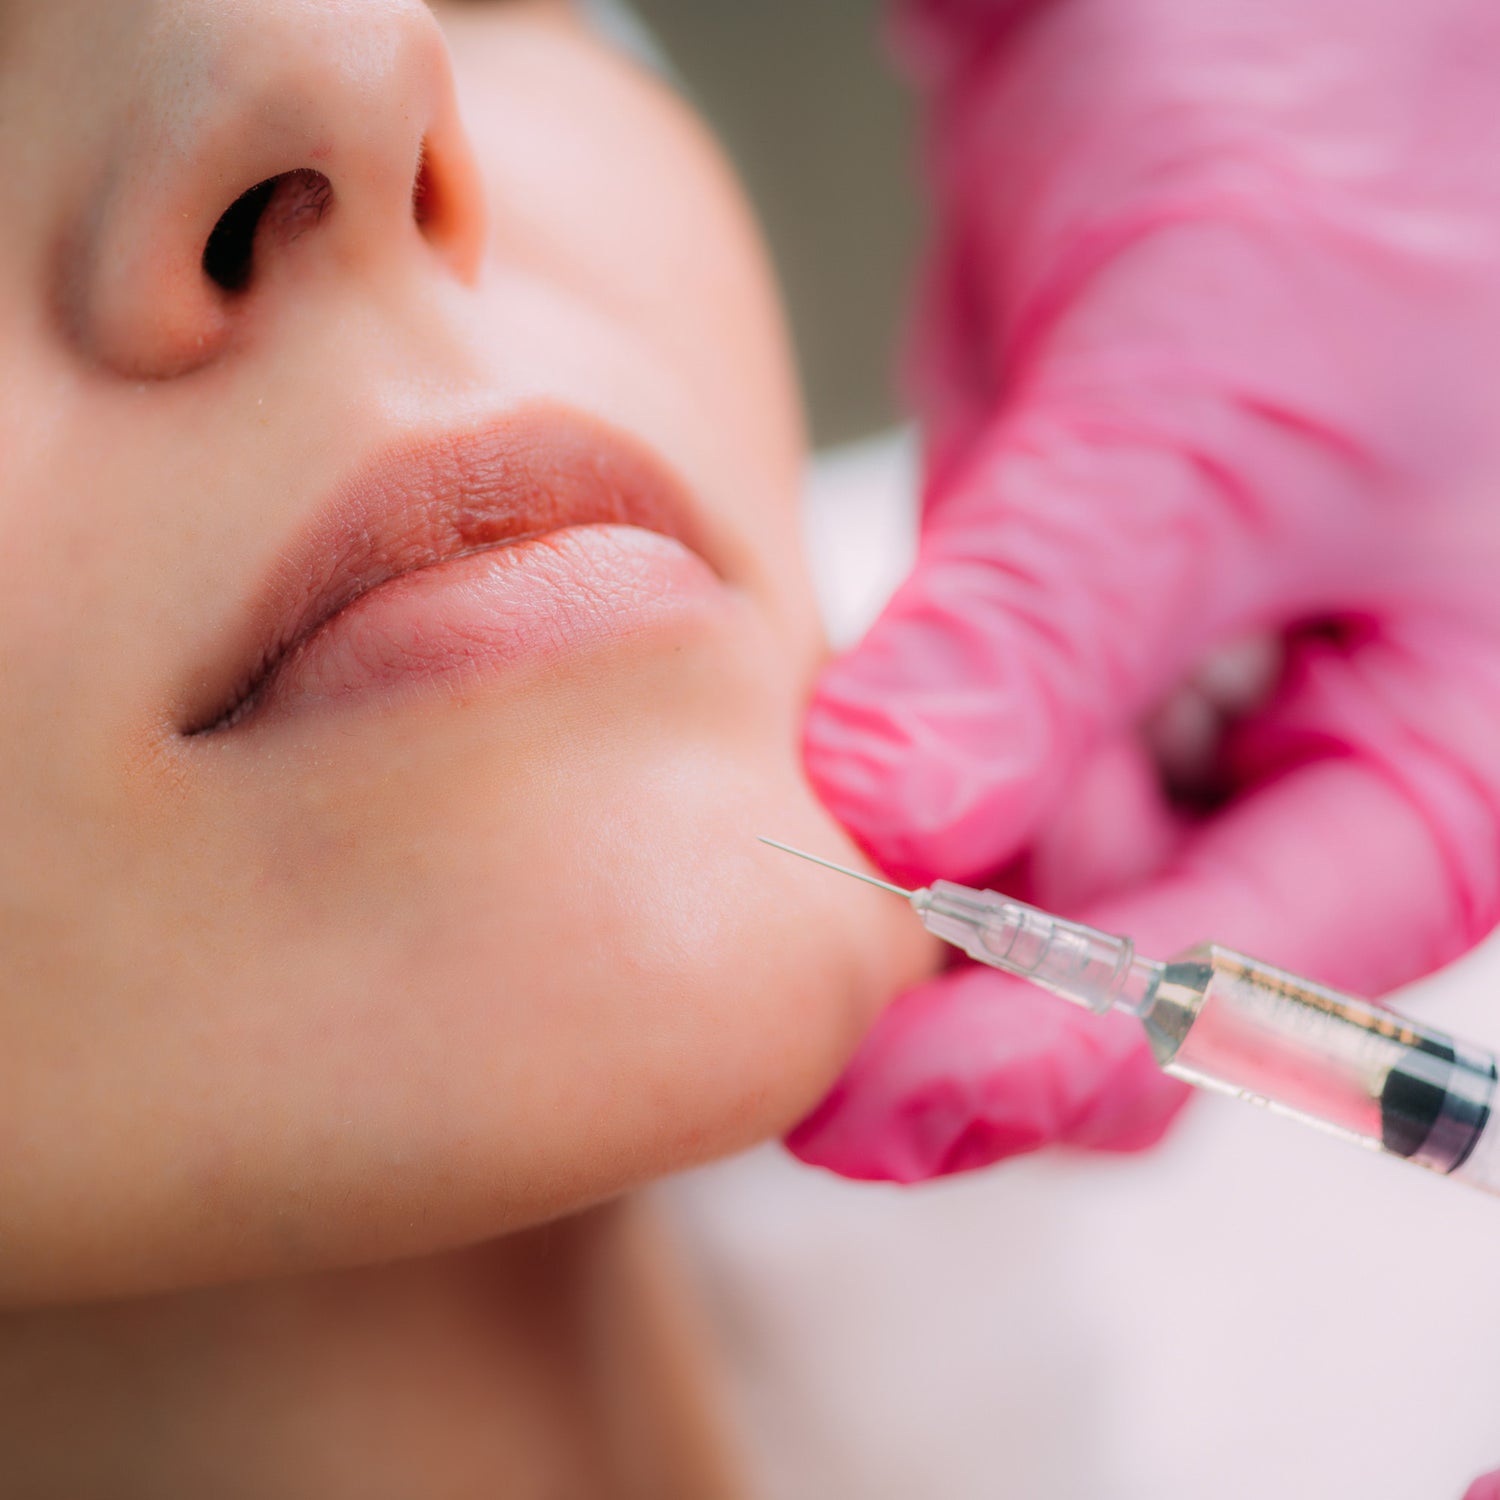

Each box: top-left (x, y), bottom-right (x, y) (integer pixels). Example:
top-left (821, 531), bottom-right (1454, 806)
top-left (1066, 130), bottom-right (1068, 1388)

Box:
top-left (202, 170), bottom-right (334, 293)
top-left (412, 141), bottom-right (436, 231)
top-left (203, 178), bottom-right (277, 292)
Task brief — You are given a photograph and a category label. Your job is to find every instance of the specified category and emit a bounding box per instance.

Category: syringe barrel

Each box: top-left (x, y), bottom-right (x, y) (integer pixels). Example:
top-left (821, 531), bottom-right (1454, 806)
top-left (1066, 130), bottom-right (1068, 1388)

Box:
top-left (1144, 945), bottom-right (1500, 1190)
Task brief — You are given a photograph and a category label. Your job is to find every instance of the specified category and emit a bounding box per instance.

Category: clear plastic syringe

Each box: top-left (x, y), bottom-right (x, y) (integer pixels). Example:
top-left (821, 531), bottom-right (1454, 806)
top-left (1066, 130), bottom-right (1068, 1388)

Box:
top-left (760, 838), bottom-right (1500, 1194)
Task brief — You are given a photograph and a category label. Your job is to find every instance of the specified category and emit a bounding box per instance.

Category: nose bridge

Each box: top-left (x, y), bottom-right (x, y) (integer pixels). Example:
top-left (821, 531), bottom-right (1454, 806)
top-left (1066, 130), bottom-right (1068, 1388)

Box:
top-left (74, 0), bottom-right (484, 378)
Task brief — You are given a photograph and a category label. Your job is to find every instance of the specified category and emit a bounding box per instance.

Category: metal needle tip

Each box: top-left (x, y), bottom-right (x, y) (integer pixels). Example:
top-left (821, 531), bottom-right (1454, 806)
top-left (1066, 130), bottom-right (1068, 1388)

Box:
top-left (756, 837), bottom-right (915, 899)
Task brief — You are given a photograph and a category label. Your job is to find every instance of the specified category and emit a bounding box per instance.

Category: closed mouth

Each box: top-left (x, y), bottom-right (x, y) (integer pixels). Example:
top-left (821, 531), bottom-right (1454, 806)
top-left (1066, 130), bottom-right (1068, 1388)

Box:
top-left (184, 402), bottom-right (713, 734)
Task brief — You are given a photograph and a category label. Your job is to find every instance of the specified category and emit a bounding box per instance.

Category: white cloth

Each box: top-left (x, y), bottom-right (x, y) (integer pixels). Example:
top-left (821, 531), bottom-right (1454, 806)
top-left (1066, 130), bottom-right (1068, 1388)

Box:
top-left (662, 429), bottom-right (1500, 1500)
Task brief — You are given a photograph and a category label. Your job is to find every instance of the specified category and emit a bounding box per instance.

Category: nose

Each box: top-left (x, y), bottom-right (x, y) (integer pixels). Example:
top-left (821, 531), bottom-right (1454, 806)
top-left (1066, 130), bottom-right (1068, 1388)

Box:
top-left (70, 0), bottom-right (487, 379)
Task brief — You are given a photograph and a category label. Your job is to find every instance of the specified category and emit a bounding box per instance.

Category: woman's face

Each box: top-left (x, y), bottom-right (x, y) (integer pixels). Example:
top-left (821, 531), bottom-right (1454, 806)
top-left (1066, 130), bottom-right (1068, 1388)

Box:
top-left (0, 0), bottom-right (930, 1303)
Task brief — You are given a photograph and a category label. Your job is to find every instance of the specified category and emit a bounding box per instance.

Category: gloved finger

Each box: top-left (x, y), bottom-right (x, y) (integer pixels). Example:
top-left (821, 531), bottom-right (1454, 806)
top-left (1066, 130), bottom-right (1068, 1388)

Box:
top-left (791, 730), bottom-right (1485, 1181)
top-left (1462, 1471), bottom-right (1500, 1500)
top-left (1220, 615), bottom-right (1500, 984)
top-left (801, 396), bottom-right (1310, 890)
top-left (785, 964), bottom-right (1188, 1182)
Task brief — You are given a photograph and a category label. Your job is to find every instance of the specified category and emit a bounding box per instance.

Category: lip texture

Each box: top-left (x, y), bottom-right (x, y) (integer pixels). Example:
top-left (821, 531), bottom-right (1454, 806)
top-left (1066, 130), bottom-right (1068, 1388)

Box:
top-left (185, 404), bottom-right (720, 733)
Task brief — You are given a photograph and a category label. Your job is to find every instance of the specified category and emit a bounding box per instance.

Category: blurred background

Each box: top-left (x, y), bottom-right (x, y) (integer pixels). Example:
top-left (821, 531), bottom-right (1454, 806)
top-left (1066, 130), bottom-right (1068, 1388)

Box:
top-left (627, 0), bottom-right (924, 447)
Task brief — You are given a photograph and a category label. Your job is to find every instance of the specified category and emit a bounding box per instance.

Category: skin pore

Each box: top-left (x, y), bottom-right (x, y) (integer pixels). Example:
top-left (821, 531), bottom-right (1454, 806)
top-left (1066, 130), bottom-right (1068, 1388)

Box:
top-left (0, 0), bottom-right (935, 1490)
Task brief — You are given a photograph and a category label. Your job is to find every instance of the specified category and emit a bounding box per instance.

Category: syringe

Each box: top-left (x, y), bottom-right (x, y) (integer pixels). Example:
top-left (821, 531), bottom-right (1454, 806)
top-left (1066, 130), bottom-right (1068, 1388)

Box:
top-left (760, 838), bottom-right (1500, 1194)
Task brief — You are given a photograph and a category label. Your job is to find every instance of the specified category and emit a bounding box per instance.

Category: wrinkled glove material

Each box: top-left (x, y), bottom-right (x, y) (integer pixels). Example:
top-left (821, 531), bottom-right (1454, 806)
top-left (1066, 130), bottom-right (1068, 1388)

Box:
top-left (794, 0), bottom-right (1500, 1186)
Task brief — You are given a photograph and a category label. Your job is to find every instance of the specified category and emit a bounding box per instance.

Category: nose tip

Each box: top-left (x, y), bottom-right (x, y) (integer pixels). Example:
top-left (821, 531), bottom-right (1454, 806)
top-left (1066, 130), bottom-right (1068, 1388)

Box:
top-left (70, 0), bottom-right (486, 379)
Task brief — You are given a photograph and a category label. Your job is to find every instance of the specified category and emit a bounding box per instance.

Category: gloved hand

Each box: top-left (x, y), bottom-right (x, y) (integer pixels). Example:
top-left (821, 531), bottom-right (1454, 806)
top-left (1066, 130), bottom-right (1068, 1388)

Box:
top-left (791, 0), bottom-right (1500, 1183)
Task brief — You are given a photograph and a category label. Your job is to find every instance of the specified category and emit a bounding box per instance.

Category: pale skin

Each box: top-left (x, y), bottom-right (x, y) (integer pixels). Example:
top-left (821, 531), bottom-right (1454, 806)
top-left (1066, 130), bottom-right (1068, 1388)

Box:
top-left (0, 0), bottom-right (934, 1489)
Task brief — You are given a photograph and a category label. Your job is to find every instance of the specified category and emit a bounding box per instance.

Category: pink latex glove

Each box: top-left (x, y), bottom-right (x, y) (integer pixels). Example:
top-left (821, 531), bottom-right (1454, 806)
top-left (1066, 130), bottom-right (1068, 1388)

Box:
top-left (793, 0), bottom-right (1500, 1186)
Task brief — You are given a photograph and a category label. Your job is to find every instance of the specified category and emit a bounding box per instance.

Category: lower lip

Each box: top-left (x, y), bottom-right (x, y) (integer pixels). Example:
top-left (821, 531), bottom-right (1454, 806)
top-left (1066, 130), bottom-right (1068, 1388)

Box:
top-left (243, 525), bottom-right (727, 723)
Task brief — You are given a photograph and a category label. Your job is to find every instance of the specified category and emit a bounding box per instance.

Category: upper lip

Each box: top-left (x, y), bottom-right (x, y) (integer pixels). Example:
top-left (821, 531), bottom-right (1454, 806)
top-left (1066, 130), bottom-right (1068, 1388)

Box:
top-left (184, 402), bottom-right (712, 733)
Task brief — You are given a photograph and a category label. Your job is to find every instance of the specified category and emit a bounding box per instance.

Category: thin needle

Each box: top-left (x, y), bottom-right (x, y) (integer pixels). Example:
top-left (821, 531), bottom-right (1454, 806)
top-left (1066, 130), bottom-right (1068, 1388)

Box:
top-left (757, 837), bottom-right (915, 899)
